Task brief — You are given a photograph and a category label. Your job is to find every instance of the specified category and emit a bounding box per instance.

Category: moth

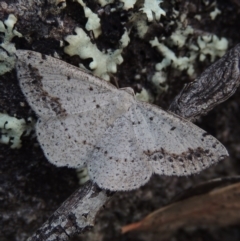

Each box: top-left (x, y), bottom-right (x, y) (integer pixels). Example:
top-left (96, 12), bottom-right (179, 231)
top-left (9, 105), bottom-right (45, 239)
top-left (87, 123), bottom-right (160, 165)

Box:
top-left (16, 50), bottom-right (228, 191)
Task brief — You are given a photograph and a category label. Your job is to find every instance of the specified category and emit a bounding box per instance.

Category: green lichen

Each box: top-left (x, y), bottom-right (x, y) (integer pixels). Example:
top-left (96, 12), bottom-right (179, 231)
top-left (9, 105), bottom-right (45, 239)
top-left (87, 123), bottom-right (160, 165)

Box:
top-left (136, 88), bottom-right (154, 103)
top-left (75, 0), bottom-right (102, 38)
top-left (98, 0), bottom-right (114, 7)
top-left (0, 114), bottom-right (35, 149)
top-left (76, 167), bottom-right (90, 185)
top-left (0, 14), bottom-right (22, 75)
top-left (148, 5), bottom-right (228, 92)
top-left (140, 0), bottom-right (165, 21)
top-left (65, 1), bottom-right (229, 98)
top-left (64, 28), bottom-right (130, 80)
top-left (193, 35), bottom-right (228, 62)
top-left (120, 0), bottom-right (137, 9)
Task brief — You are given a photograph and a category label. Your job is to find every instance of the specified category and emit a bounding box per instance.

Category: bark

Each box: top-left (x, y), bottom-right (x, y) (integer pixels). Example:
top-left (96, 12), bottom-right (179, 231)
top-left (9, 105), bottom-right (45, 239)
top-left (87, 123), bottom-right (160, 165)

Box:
top-left (27, 182), bottom-right (113, 241)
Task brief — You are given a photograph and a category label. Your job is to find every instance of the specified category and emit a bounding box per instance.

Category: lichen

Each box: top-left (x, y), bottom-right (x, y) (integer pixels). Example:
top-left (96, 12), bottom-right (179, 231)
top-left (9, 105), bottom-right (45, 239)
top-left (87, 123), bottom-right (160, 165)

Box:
top-left (65, 1), bottom-right (228, 97)
top-left (193, 35), bottom-right (228, 62)
top-left (75, 0), bottom-right (102, 38)
top-left (136, 88), bottom-right (154, 103)
top-left (150, 38), bottom-right (195, 90)
top-left (148, 4), bottom-right (228, 92)
top-left (170, 25), bottom-right (194, 48)
top-left (98, 0), bottom-right (114, 6)
top-left (76, 167), bottom-right (90, 185)
top-left (140, 0), bottom-right (165, 22)
top-left (120, 0), bottom-right (137, 10)
top-left (131, 13), bottom-right (149, 39)
top-left (210, 7), bottom-right (221, 20)
top-left (64, 28), bottom-right (130, 80)
top-left (0, 14), bottom-right (22, 75)
top-left (0, 114), bottom-right (35, 149)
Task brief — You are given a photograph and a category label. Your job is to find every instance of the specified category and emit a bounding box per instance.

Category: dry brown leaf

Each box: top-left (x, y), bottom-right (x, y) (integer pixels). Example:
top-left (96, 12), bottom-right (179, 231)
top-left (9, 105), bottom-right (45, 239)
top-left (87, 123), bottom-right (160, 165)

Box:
top-left (122, 182), bottom-right (240, 236)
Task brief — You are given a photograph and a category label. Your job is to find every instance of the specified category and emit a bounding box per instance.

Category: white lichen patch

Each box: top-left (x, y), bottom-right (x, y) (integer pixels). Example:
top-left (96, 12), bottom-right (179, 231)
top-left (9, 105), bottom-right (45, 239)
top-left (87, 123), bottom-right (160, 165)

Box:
top-left (150, 37), bottom-right (196, 88)
top-left (170, 25), bottom-right (194, 48)
top-left (64, 28), bottom-right (130, 80)
top-left (66, 0), bottom-right (227, 97)
top-left (140, 0), bottom-right (166, 22)
top-left (77, 167), bottom-right (90, 185)
top-left (148, 2), bottom-right (228, 92)
top-left (150, 31), bottom-right (228, 91)
top-left (151, 71), bottom-right (168, 92)
top-left (55, 0), bottom-right (67, 9)
top-left (0, 14), bottom-right (22, 75)
top-left (136, 88), bottom-right (154, 102)
top-left (120, 0), bottom-right (137, 10)
top-left (194, 14), bottom-right (201, 21)
top-left (210, 7), bottom-right (221, 20)
top-left (75, 0), bottom-right (101, 38)
top-left (131, 13), bottom-right (149, 39)
top-left (66, 1), bottom-right (168, 91)
top-left (192, 35), bottom-right (228, 62)
top-left (0, 113), bottom-right (35, 148)
top-left (98, 0), bottom-right (114, 7)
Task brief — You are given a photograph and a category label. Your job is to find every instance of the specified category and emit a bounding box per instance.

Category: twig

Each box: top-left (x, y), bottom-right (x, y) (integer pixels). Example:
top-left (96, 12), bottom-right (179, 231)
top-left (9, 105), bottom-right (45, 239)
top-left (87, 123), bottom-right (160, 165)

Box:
top-left (27, 181), bottom-right (112, 241)
top-left (169, 44), bottom-right (240, 120)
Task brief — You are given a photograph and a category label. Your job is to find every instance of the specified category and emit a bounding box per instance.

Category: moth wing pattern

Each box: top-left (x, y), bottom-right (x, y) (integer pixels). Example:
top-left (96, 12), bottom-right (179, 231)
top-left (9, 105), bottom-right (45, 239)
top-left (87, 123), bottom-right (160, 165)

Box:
top-left (36, 105), bottom-right (122, 168)
top-left (89, 102), bottom-right (228, 190)
top-left (16, 50), bottom-right (131, 169)
top-left (135, 101), bottom-right (228, 176)
top-left (88, 105), bottom-right (152, 191)
top-left (16, 50), bottom-right (119, 117)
